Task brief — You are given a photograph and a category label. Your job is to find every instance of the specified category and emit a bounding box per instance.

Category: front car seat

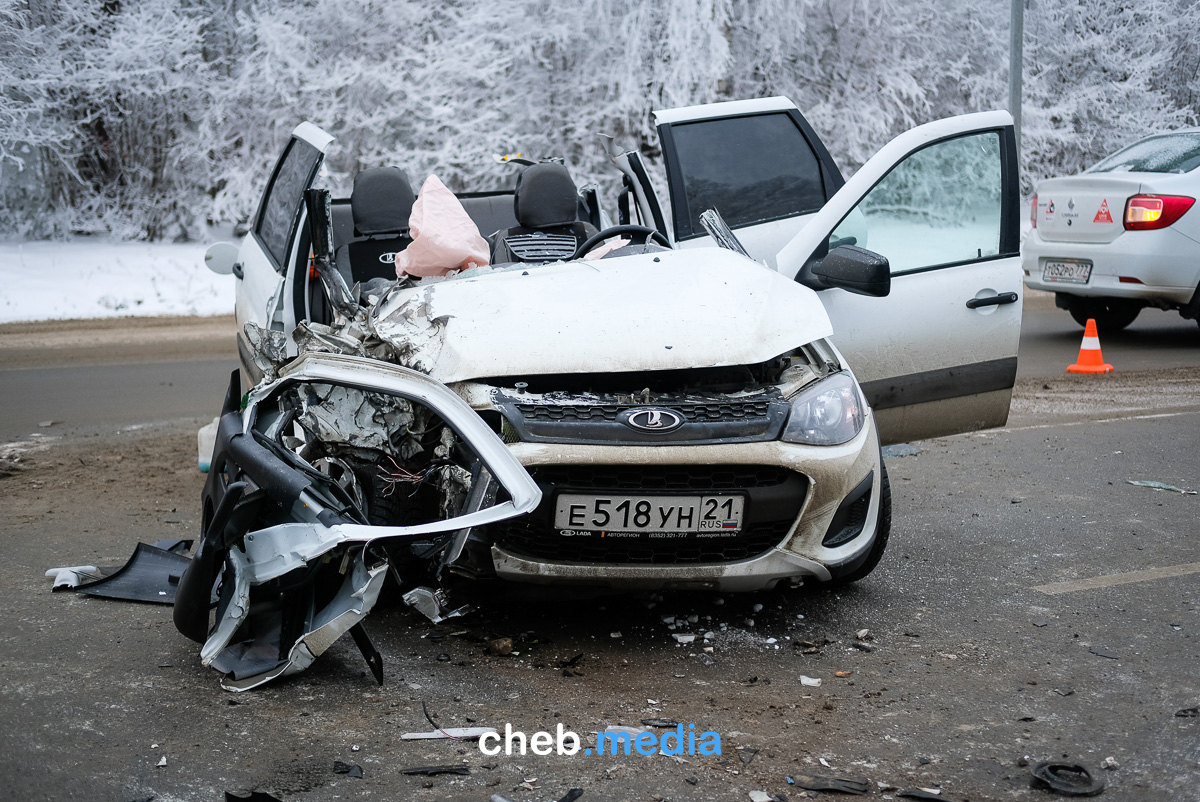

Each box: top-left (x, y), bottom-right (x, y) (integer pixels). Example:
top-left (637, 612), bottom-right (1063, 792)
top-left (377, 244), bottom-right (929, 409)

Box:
top-left (334, 167), bottom-right (416, 283)
top-left (491, 163), bottom-right (598, 263)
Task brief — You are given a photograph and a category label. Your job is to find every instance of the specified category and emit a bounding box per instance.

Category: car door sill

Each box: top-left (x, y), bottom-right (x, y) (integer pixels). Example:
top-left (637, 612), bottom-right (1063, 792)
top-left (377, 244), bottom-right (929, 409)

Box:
top-left (860, 356), bottom-right (1018, 411)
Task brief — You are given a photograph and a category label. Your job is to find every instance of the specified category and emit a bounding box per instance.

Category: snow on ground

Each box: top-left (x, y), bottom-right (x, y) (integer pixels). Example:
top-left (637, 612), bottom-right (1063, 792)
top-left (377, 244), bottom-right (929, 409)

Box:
top-left (0, 239), bottom-right (234, 324)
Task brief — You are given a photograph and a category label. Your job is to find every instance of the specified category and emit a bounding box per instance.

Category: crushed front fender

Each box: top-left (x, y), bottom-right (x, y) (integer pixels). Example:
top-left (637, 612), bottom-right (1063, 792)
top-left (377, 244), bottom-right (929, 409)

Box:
top-left (174, 354), bottom-right (541, 690)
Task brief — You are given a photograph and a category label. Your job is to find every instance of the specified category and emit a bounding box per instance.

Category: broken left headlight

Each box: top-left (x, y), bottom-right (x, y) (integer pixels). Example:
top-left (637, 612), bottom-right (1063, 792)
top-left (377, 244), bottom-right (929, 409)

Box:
top-left (780, 371), bottom-right (866, 446)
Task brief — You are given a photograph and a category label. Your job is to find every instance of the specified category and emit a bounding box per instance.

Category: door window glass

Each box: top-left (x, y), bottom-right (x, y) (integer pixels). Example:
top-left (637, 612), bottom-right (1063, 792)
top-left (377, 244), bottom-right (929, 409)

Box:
top-left (256, 138), bottom-right (321, 269)
top-left (669, 113), bottom-right (825, 237)
top-left (830, 132), bottom-right (1002, 274)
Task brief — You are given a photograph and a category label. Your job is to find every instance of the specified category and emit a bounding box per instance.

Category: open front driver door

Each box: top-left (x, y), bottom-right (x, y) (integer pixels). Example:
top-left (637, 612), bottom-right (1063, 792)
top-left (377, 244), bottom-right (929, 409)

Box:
top-left (777, 111), bottom-right (1023, 444)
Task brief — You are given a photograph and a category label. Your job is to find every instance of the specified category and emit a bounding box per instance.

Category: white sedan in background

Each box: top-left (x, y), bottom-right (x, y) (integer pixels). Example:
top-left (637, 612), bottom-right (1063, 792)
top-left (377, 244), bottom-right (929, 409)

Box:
top-left (1023, 130), bottom-right (1200, 332)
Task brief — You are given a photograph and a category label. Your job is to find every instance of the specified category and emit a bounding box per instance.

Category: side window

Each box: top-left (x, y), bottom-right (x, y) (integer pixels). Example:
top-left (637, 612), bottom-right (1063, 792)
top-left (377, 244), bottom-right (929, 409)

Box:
top-left (667, 113), bottom-right (826, 238)
top-left (830, 132), bottom-right (1003, 274)
top-left (255, 138), bottom-right (321, 270)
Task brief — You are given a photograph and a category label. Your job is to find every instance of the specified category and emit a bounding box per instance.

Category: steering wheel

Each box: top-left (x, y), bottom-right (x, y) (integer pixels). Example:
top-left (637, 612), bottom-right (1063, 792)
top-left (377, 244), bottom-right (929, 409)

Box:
top-left (572, 224), bottom-right (672, 259)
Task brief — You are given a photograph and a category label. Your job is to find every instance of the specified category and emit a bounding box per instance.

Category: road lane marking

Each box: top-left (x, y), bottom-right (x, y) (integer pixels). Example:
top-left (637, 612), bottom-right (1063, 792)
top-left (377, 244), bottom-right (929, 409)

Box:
top-left (1032, 562), bottom-right (1200, 595)
top-left (994, 410), bottom-right (1200, 434)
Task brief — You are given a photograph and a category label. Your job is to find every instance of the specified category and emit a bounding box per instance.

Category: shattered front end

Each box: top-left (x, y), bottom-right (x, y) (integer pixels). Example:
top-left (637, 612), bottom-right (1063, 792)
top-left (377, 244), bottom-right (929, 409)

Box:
top-left (172, 354), bottom-right (540, 690)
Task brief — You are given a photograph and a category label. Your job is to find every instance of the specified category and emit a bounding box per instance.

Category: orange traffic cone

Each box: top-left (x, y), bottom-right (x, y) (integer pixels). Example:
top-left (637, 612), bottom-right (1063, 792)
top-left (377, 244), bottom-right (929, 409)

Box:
top-left (1067, 318), bottom-right (1114, 374)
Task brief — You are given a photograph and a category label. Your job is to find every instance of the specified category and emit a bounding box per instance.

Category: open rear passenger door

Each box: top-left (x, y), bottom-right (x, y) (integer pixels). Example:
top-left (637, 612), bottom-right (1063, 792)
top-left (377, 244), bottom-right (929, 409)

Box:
top-left (776, 111), bottom-right (1023, 444)
top-left (654, 97), bottom-right (844, 265)
top-left (234, 122), bottom-right (333, 387)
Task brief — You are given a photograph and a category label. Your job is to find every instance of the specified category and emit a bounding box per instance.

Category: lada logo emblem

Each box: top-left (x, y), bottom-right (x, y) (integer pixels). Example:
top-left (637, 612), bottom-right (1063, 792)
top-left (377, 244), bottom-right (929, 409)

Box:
top-left (622, 408), bottom-right (684, 433)
top-left (378, 251), bottom-right (398, 264)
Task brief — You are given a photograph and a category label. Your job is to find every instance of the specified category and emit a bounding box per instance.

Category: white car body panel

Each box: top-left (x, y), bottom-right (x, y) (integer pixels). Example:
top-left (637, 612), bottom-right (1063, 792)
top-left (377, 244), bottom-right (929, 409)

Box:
top-left (370, 248), bottom-right (834, 384)
top-left (772, 115), bottom-right (1021, 385)
top-left (772, 111), bottom-right (1023, 442)
top-left (653, 96), bottom-right (799, 126)
top-left (654, 102), bottom-right (1022, 444)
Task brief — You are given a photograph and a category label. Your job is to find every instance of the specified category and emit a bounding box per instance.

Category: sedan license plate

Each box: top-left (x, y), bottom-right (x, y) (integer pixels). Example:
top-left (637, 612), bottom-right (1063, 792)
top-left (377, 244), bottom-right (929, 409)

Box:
top-left (1042, 259), bottom-right (1092, 284)
top-left (554, 494), bottom-right (745, 535)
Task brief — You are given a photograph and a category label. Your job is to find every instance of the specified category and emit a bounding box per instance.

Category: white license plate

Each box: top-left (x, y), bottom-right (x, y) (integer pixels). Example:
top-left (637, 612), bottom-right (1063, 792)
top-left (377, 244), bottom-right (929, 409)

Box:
top-left (1042, 259), bottom-right (1092, 284)
top-left (553, 493), bottom-right (745, 534)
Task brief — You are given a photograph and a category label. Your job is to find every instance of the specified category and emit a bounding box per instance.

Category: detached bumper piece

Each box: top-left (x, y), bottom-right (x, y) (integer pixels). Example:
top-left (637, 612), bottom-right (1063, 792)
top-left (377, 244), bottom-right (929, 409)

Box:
top-left (48, 539), bottom-right (195, 602)
top-left (173, 357), bottom-right (540, 691)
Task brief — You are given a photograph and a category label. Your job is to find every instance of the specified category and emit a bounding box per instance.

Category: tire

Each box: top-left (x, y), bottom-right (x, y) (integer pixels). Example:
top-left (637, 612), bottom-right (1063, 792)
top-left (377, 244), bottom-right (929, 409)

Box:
top-left (826, 460), bottom-right (892, 586)
top-left (1066, 297), bottom-right (1142, 332)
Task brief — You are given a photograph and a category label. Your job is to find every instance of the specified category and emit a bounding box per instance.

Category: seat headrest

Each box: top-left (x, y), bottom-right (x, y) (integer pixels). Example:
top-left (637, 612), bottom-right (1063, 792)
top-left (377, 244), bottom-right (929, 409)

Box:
top-left (514, 163), bottom-right (579, 229)
top-left (352, 167), bottom-right (416, 236)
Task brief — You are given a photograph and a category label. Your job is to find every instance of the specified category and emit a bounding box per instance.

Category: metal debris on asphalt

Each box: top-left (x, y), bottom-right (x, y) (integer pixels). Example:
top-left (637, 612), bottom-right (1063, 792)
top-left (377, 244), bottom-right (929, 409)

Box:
top-left (399, 765), bottom-right (470, 776)
top-left (1125, 479), bottom-right (1197, 494)
top-left (641, 718), bottom-right (681, 728)
top-left (401, 727), bottom-right (496, 740)
top-left (790, 772), bottom-right (871, 794)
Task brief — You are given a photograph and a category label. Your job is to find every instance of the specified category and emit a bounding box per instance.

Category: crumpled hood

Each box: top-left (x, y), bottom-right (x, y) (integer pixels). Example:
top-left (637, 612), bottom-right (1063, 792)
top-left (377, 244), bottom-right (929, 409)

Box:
top-left (371, 247), bottom-right (833, 383)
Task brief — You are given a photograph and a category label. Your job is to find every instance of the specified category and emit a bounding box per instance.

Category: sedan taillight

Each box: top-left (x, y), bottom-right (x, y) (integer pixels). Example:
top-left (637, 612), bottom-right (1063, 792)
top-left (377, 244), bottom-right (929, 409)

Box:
top-left (1030, 193), bottom-right (1038, 229)
top-left (1124, 194), bottom-right (1195, 230)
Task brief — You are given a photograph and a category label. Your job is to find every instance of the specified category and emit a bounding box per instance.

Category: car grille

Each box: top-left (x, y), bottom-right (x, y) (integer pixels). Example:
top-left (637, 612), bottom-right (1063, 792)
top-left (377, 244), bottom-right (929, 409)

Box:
top-left (514, 400), bottom-right (773, 423)
top-left (490, 464), bottom-right (806, 565)
top-left (504, 232), bottom-right (578, 261)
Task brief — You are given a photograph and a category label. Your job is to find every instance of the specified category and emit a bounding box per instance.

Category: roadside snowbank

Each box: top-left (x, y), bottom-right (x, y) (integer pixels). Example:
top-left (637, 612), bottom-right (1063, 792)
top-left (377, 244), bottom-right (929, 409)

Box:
top-left (0, 239), bottom-right (234, 324)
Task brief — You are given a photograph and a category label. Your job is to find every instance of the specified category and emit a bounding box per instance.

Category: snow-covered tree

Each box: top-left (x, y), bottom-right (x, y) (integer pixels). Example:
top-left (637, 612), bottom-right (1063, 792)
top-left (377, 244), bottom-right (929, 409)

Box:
top-left (1, 0), bottom-right (1197, 239)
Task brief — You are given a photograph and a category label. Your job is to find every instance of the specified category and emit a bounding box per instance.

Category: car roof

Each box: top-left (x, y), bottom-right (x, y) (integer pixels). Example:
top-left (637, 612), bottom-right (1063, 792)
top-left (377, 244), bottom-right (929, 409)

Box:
top-left (653, 96), bottom-right (798, 125)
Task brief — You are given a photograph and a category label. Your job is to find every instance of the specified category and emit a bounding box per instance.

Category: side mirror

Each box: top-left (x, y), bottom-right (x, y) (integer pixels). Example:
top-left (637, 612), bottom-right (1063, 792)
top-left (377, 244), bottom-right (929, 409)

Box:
top-left (802, 244), bottom-right (890, 297)
top-left (204, 241), bottom-right (239, 276)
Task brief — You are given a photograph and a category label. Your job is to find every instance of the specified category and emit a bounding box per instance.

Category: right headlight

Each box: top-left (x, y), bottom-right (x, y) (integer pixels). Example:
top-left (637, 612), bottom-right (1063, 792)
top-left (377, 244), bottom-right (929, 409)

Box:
top-left (780, 371), bottom-right (866, 446)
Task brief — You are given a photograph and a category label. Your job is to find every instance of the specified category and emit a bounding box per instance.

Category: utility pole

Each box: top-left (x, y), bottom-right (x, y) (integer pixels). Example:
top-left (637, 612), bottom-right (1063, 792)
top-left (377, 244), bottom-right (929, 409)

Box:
top-left (1009, 0), bottom-right (1024, 156)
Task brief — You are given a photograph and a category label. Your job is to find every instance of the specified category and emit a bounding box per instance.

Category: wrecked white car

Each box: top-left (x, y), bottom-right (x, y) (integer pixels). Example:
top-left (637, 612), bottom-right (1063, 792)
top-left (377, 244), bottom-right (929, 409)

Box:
top-left (184, 98), bottom-right (1023, 688)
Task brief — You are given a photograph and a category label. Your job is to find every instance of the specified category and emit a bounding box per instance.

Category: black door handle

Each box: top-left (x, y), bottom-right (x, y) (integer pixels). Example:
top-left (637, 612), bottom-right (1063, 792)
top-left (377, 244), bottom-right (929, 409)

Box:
top-left (966, 292), bottom-right (1018, 309)
top-left (231, 262), bottom-right (244, 279)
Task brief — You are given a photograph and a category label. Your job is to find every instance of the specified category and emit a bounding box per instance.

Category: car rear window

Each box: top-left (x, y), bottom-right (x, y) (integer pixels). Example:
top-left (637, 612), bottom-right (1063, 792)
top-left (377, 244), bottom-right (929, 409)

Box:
top-left (1089, 133), bottom-right (1200, 174)
top-left (669, 113), bottom-right (825, 235)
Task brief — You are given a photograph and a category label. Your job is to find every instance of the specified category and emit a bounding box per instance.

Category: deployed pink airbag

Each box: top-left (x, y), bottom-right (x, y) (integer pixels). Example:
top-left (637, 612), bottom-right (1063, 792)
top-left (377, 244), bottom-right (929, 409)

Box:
top-left (396, 175), bottom-right (490, 277)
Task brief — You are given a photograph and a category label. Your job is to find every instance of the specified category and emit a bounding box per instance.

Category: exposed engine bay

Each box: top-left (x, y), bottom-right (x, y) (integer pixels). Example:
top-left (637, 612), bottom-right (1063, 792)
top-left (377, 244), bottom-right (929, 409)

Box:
top-left (172, 354), bottom-right (540, 690)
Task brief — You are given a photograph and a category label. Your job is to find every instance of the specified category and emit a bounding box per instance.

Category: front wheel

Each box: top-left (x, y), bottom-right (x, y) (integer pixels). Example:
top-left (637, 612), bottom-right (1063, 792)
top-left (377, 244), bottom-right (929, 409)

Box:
top-left (826, 461), bottom-right (892, 586)
top-left (1066, 297), bottom-right (1142, 332)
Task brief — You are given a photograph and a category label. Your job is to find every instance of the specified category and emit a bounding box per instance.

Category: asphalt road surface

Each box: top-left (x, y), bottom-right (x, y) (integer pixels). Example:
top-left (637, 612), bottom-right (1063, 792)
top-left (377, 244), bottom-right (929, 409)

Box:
top-left (1017, 291), bottom-right (1200, 378)
top-left (1, 297), bottom-right (1197, 802)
